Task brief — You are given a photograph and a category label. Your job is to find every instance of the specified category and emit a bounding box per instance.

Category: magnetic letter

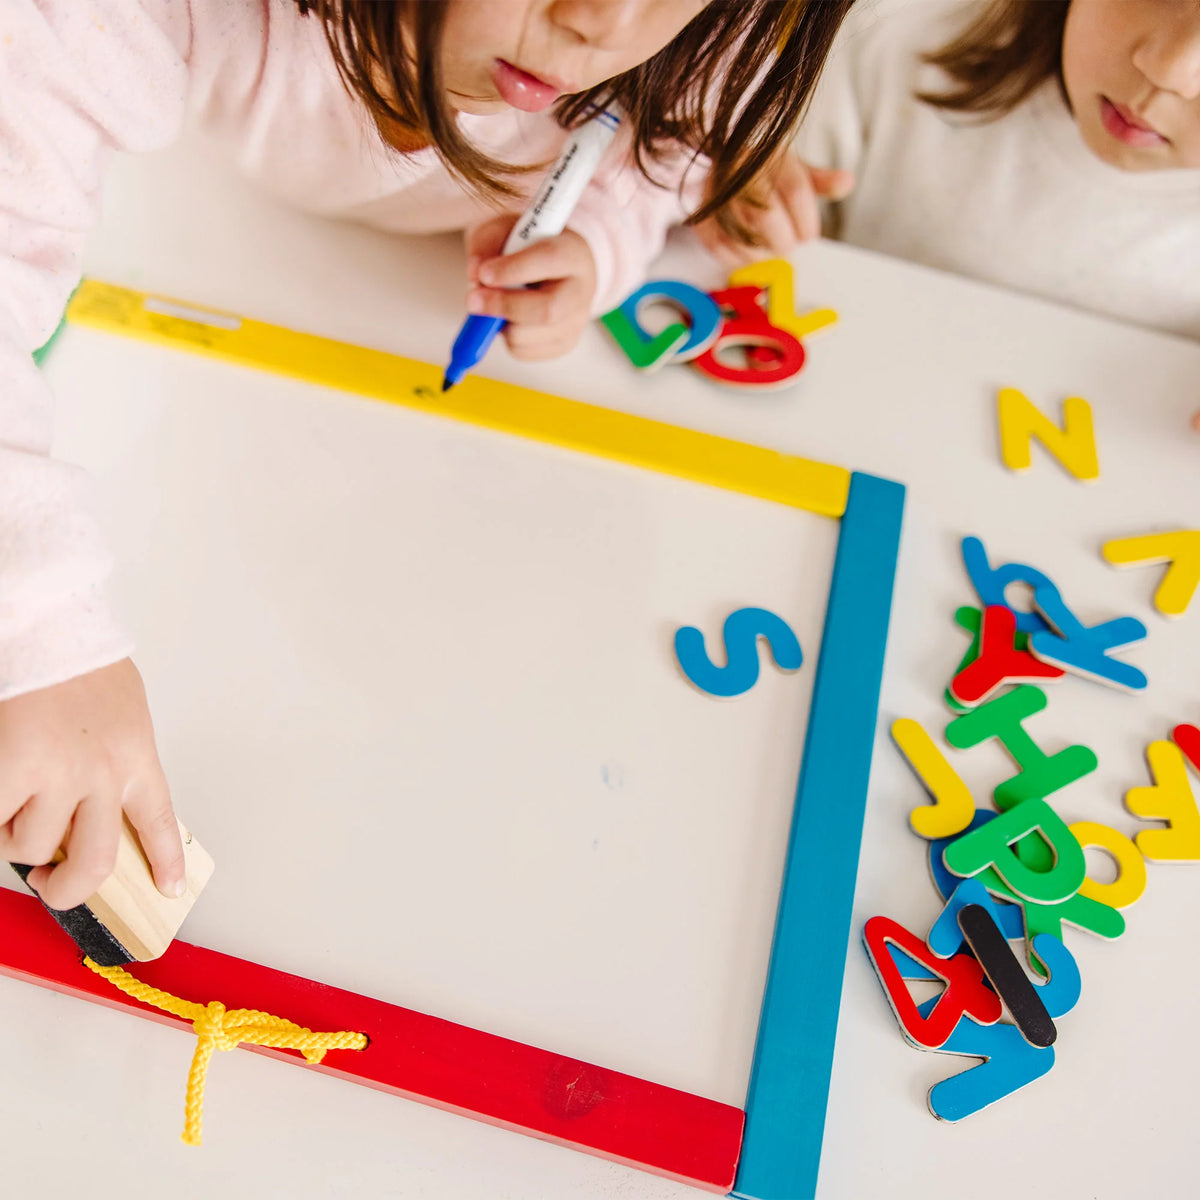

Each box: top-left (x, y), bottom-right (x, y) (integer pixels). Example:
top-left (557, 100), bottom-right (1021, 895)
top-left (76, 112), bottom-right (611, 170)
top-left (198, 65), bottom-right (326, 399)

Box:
top-left (1029, 585), bottom-right (1147, 693)
top-left (727, 258), bottom-right (838, 341)
top-left (892, 717), bottom-right (975, 839)
top-left (1125, 740), bottom-right (1200, 861)
top-left (924, 1007), bottom-right (1055, 1122)
top-left (945, 685), bottom-right (1097, 811)
top-left (960, 537), bottom-right (1055, 635)
top-left (674, 607), bottom-right (802, 698)
top-left (1068, 821), bottom-right (1147, 908)
top-left (997, 387), bottom-right (1099, 481)
top-left (863, 916), bottom-right (1002, 1050)
top-left (691, 285), bottom-right (806, 389)
top-left (1102, 530), bottom-right (1200, 618)
top-left (927, 877), bottom-right (1022, 960)
top-left (943, 798), bottom-right (1086, 905)
top-left (949, 605), bottom-right (1064, 706)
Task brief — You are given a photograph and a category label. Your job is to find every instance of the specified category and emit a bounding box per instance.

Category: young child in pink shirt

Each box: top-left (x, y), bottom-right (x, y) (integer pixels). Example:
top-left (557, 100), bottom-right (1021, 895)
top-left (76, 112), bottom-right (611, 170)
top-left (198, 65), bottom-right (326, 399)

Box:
top-left (0, 0), bottom-right (853, 913)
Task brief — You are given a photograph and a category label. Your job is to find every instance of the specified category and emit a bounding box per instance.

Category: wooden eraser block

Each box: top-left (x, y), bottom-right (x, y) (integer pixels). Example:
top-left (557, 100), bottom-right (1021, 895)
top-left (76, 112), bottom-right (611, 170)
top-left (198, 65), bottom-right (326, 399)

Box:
top-left (12, 818), bottom-right (213, 965)
top-left (86, 818), bottom-right (214, 961)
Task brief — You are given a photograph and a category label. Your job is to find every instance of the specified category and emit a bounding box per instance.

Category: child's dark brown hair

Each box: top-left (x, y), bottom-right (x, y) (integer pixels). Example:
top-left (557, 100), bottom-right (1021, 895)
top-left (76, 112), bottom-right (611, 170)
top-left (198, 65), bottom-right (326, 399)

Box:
top-left (293, 0), bottom-right (855, 243)
top-left (919, 0), bottom-right (1071, 117)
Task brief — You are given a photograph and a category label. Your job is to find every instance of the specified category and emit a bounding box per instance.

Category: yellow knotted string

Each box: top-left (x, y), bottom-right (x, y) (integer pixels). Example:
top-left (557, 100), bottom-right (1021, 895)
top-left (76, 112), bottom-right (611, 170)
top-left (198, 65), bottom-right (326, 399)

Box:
top-left (83, 956), bottom-right (368, 1146)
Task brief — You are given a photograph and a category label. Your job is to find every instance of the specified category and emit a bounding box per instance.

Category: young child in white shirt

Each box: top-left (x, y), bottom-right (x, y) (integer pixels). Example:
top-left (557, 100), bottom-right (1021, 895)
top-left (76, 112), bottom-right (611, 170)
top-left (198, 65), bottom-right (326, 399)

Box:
top-left (708, 0), bottom-right (1200, 414)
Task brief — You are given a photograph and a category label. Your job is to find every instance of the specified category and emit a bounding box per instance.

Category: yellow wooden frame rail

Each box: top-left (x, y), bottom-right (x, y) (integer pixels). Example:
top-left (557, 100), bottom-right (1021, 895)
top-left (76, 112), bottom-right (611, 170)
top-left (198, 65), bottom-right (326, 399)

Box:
top-left (67, 280), bottom-right (850, 519)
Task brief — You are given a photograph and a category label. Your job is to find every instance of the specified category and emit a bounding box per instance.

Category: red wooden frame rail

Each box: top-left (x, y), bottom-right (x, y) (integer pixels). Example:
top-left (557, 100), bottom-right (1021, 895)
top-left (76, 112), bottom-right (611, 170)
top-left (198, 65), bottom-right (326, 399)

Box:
top-left (0, 887), bottom-right (743, 1192)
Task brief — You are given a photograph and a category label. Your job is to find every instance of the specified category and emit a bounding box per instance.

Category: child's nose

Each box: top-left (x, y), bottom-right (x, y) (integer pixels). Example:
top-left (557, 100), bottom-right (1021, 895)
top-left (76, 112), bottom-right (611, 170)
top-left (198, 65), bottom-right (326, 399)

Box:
top-left (550, 0), bottom-right (641, 52)
top-left (1133, 33), bottom-right (1200, 102)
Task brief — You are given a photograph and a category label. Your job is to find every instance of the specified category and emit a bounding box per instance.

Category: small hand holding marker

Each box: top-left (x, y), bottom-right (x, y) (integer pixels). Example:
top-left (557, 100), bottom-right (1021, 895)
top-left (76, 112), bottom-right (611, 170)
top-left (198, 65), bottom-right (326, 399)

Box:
top-left (442, 104), bottom-right (621, 391)
top-left (463, 221), bottom-right (597, 364)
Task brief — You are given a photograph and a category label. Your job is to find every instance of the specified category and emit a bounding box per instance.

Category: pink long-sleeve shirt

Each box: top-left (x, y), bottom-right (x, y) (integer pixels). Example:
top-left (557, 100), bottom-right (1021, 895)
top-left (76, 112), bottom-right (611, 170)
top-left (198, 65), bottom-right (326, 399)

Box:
top-left (0, 0), bottom-right (704, 701)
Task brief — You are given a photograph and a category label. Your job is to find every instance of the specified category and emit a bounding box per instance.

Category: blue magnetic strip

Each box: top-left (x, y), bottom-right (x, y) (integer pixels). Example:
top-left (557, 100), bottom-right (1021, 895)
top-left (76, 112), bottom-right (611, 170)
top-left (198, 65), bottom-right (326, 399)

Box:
top-left (731, 471), bottom-right (905, 1200)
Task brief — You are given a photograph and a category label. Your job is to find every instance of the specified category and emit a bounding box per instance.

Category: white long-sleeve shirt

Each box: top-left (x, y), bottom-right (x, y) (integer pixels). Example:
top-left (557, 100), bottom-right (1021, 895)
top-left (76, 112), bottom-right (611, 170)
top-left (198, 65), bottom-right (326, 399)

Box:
top-left (0, 0), bottom-right (704, 701)
top-left (793, 0), bottom-right (1200, 340)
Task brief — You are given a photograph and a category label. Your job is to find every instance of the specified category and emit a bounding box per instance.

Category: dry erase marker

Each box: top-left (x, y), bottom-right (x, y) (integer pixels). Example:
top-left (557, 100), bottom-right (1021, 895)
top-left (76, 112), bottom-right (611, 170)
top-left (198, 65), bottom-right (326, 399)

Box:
top-left (442, 104), bottom-right (621, 391)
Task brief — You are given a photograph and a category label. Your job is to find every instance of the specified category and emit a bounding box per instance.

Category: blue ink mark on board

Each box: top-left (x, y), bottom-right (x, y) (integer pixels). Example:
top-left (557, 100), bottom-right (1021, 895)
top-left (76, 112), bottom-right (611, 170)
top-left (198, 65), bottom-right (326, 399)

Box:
top-left (600, 763), bottom-right (625, 790)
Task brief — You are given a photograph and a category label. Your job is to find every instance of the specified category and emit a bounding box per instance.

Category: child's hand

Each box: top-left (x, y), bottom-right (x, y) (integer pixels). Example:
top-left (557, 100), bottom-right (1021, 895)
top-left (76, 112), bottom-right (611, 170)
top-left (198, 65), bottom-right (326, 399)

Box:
top-left (0, 658), bottom-right (184, 911)
top-left (464, 216), bottom-right (597, 360)
top-left (693, 155), bottom-right (855, 267)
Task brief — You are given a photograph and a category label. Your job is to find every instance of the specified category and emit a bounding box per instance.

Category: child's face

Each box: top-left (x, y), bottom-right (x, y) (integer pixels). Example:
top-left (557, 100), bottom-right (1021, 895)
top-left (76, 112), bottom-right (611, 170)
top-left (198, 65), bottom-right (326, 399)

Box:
top-left (1063, 0), bottom-right (1200, 171)
top-left (438, 0), bottom-right (707, 114)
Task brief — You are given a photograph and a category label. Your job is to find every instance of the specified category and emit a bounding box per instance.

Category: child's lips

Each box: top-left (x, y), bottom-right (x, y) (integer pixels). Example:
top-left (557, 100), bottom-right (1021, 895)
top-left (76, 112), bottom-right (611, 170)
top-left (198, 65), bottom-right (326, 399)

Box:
top-left (1100, 97), bottom-right (1168, 148)
top-left (492, 60), bottom-right (566, 113)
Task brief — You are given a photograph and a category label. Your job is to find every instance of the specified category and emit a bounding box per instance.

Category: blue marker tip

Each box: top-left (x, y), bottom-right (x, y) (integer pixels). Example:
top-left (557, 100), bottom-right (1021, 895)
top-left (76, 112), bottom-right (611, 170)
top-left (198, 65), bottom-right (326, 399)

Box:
top-left (442, 314), bottom-right (506, 391)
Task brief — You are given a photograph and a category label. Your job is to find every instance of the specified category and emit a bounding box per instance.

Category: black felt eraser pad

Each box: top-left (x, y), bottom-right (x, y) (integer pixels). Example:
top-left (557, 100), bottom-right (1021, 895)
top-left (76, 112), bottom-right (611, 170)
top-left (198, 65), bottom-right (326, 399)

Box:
top-left (9, 863), bottom-right (134, 967)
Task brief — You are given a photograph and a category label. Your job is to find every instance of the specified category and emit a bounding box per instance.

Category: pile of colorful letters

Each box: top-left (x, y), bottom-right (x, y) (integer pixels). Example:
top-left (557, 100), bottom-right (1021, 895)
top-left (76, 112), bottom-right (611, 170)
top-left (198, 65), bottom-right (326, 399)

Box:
top-left (600, 258), bottom-right (836, 389)
top-left (864, 397), bottom-right (1200, 1120)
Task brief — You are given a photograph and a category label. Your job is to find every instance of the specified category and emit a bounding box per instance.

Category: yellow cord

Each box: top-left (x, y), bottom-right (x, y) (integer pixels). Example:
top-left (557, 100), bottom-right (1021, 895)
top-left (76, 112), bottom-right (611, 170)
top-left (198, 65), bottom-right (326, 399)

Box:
top-left (83, 956), bottom-right (368, 1146)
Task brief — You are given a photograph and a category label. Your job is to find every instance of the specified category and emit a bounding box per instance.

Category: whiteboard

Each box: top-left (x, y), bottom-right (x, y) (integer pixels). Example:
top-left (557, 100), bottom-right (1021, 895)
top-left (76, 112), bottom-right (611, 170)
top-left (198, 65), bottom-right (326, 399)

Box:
top-left (2, 316), bottom-right (841, 1195)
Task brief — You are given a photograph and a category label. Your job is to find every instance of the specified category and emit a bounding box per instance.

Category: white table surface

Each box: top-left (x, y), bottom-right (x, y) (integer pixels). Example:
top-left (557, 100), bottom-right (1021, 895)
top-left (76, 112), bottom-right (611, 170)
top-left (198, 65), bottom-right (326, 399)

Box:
top-left (3, 133), bottom-right (1200, 1200)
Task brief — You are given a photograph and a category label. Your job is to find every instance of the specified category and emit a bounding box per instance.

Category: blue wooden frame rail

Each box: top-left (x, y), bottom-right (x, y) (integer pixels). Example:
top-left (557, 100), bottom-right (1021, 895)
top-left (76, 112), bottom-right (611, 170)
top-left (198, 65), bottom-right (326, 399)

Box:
top-left (733, 472), bottom-right (906, 1200)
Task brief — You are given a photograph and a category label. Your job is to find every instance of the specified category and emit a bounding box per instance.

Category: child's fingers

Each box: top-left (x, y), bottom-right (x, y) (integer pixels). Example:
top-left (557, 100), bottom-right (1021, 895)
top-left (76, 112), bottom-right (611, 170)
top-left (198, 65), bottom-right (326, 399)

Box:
top-left (469, 276), bottom-right (588, 328)
top-left (691, 219), bottom-right (747, 268)
top-left (476, 234), bottom-right (592, 291)
top-left (774, 170), bottom-right (823, 243)
top-left (1192, 409), bottom-right (1200, 432)
top-left (752, 202), bottom-right (804, 257)
top-left (0, 792), bottom-right (68, 868)
top-left (693, 212), bottom-right (764, 267)
top-left (464, 214), bottom-right (520, 282)
top-left (0, 772), bottom-right (32, 829)
top-left (125, 770), bottom-right (186, 899)
top-left (503, 319), bottom-right (588, 361)
top-left (807, 166), bottom-right (855, 201)
top-left (463, 228), bottom-right (595, 361)
top-left (27, 795), bottom-right (121, 911)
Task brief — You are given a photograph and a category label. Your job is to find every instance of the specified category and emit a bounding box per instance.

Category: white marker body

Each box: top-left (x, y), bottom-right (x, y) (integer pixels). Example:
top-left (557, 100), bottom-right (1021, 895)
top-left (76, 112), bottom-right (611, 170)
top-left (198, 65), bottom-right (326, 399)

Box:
top-left (501, 106), bottom-right (622, 255)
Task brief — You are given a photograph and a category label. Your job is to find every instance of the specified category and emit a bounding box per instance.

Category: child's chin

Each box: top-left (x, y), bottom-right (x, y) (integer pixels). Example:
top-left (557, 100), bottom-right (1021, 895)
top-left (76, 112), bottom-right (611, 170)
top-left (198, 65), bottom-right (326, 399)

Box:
top-left (1080, 121), bottom-right (1174, 173)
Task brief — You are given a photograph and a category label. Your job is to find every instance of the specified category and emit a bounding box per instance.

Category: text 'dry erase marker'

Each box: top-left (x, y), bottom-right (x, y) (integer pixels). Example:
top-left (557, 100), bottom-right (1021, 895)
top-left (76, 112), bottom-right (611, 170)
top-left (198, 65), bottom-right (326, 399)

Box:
top-left (442, 104), bottom-right (621, 391)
